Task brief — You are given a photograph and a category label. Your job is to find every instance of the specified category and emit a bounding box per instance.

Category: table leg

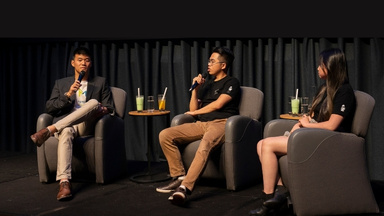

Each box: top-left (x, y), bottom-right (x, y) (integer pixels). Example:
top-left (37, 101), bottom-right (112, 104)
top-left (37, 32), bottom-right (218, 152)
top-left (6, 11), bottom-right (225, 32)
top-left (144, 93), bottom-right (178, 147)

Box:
top-left (130, 115), bottom-right (171, 183)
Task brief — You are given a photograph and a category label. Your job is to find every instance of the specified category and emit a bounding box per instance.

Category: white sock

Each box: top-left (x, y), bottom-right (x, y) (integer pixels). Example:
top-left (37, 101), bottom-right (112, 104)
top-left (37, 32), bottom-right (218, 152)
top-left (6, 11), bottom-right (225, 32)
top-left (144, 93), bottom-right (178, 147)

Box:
top-left (46, 127), bottom-right (52, 135)
top-left (178, 175), bottom-right (186, 180)
top-left (60, 179), bottom-right (69, 184)
top-left (179, 185), bottom-right (186, 190)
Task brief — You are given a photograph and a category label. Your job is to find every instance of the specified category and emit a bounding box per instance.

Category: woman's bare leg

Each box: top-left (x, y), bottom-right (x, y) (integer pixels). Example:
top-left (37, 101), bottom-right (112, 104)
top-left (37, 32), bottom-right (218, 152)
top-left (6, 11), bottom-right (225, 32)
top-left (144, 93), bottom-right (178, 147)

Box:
top-left (257, 136), bottom-right (288, 194)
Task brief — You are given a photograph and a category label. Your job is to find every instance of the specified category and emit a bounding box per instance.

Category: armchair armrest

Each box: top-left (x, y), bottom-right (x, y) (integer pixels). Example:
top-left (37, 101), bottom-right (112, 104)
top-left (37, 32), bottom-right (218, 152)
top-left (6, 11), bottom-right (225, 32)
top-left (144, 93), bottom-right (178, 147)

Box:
top-left (287, 128), bottom-right (378, 215)
top-left (171, 114), bottom-right (196, 126)
top-left (35, 113), bottom-right (54, 183)
top-left (263, 119), bottom-right (297, 138)
top-left (36, 113), bottom-right (54, 131)
top-left (224, 115), bottom-right (263, 190)
top-left (94, 114), bottom-right (124, 140)
top-left (287, 128), bottom-right (358, 162)
top-left (94, 114), bottom-right (126, 184)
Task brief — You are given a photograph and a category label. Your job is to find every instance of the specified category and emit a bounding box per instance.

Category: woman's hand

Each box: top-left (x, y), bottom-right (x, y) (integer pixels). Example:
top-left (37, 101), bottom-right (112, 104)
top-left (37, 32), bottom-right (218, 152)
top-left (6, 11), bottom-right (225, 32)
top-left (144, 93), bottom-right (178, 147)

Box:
top-left (290, 114), bottom-right (311, 133)
top-left (298, 114), bottom-right (311, 127)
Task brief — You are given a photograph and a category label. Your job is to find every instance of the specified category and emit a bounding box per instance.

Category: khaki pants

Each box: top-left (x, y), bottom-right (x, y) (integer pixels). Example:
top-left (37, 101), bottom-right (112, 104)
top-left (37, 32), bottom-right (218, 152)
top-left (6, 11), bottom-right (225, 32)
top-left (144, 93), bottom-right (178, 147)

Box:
top-left (159, 119), bottom-right (227, 192)
top-left (53, 99), bottom-right (101, 181)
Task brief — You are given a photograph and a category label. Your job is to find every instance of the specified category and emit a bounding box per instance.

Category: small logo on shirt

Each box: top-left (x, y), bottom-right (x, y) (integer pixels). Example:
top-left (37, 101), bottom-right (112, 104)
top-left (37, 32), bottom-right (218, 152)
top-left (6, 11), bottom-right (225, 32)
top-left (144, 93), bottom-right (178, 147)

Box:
top-left (341, 104), bottom-right (345, 112)
top-left (214, 89), bottom-right (220, 95)
top-left (77, 89), bottom-right (87, 97)
top-left (226, 86), bottom-right (233, 94)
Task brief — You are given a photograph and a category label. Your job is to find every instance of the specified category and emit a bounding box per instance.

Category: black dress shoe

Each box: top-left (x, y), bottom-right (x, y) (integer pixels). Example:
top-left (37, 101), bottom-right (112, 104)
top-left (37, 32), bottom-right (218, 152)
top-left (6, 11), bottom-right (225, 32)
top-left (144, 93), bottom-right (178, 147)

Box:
top-left (249, 205), bottom-right (270, 216)
top-left (156, 178), bottom-right (183, 193)
top-left (263, 187), bottom-right (289, 209)
top-left (30, 128), bottom-right (51, 147)
top-left (249, 192), bottom-right (275, 216)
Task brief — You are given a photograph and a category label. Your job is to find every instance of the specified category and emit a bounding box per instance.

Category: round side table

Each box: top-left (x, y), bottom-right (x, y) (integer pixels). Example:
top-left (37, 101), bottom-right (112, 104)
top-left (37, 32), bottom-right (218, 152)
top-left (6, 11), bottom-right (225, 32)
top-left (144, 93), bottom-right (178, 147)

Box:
top-left (128, 110), bottom-right (171, 183)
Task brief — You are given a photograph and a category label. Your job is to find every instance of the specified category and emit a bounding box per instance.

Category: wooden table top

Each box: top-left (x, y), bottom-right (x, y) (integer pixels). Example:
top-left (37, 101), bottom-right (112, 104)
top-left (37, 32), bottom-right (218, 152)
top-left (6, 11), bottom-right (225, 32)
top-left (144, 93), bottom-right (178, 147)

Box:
top-left (279, 113), bottom-right (301, 120)
top-left (129, 110), bottom-right (170, 116)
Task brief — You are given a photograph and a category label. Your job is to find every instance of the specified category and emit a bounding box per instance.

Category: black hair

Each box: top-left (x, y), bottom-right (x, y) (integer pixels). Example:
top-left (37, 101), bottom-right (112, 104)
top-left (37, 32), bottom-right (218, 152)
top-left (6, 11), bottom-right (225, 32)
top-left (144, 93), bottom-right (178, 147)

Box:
top-left (72, 47), bottom-right (92, 61)
top-left (212, 47), bottom-right (234, 71)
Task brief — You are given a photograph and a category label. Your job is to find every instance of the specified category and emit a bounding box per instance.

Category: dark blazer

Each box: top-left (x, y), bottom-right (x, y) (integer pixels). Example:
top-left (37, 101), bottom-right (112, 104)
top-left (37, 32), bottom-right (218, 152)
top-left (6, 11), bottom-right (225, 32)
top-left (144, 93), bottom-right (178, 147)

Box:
top-left (45, 75), bottom-right (115, 118)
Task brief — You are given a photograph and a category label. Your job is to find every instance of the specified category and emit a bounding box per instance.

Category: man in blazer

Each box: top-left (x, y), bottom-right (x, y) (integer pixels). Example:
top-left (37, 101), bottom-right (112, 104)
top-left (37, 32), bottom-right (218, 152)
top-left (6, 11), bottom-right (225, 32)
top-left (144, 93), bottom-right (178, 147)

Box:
top-left (30, 47), bottom-right (115, 201)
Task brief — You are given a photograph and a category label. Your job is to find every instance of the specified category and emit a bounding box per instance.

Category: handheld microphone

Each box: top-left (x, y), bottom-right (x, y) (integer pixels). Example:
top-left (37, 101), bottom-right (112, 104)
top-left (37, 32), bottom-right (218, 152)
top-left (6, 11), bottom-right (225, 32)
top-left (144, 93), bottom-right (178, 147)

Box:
top-left (77, 71), bottom-right (86, 82)
top-left (189, 73), bottom-right (207, 91)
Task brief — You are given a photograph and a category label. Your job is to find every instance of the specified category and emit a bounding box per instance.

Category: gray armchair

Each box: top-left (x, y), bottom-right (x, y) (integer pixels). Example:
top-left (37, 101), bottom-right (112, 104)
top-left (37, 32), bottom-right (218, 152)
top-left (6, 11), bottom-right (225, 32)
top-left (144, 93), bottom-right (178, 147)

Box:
top-left (36, 87), bottom-right (127, 184)
top-left (171, 86), bottom-right (264, 191)
top-left (263, 90), bottom-right (379, 216)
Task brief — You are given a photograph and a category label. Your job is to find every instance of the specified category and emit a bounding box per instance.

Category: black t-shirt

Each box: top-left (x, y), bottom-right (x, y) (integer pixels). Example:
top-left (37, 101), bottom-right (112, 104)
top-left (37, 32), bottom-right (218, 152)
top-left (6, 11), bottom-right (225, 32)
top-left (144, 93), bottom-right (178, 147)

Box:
top-left (197, 76), bottom-right (241, 122)
top-left (313, 83), bottom-right (356, 132)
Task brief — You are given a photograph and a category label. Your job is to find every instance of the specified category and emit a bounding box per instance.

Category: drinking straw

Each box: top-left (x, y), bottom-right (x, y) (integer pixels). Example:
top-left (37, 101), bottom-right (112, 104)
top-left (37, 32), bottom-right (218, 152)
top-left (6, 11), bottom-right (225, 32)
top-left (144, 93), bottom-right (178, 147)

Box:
top-left (295, 89), bottom-right (298, 100)
top-left (162, 87), bottom-right (167, 100)
top-left (138, 88), bottom-right (140, 97)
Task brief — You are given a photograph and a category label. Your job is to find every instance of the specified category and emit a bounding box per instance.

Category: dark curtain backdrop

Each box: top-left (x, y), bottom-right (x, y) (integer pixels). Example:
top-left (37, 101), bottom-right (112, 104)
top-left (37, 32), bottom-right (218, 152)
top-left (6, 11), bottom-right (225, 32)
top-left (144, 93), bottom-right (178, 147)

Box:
top-left (1, 37), bottom-right (383, 181)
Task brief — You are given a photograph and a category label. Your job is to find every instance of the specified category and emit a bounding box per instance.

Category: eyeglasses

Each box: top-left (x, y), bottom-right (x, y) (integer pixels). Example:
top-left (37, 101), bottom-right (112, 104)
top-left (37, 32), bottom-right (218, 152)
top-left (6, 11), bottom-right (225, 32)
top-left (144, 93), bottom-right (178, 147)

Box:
top-left (207, 60), bottom-right (224, 65)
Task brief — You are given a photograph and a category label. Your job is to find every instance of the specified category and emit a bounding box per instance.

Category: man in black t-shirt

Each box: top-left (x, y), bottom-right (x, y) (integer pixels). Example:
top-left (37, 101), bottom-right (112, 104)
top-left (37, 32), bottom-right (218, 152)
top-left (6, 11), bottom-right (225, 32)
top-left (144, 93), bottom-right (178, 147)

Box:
top-left (156, 47), bottom-right (241, 206)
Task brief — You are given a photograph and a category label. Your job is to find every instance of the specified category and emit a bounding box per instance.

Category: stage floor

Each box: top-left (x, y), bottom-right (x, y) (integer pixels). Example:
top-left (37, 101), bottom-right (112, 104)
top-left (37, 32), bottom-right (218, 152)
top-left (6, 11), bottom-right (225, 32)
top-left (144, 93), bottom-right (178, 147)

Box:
top-left (0, 152), bottom-right (383, 216)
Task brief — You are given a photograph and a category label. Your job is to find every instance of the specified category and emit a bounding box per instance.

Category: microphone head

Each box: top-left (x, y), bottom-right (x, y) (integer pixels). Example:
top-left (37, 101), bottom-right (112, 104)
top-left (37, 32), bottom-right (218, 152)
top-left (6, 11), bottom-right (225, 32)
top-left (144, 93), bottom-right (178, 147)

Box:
top-left (202, 72), bottom-right (208, 78)
top-left (78, 71), bottom-right (86, 81)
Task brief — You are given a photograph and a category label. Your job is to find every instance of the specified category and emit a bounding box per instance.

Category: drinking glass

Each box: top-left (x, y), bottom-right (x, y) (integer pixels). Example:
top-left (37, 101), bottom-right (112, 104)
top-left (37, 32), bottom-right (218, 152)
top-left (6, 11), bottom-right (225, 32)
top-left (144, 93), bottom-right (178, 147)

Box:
top-left (158, 94), bottom-right (166, 111)
top-left (136, 95), bottom-right (144, 112)
top-left (290, 96), bottom-right (301, 115)
top-left (147, 96), bottom-right (154, 112)
top-left (301, 97), bottom-right (309, 115)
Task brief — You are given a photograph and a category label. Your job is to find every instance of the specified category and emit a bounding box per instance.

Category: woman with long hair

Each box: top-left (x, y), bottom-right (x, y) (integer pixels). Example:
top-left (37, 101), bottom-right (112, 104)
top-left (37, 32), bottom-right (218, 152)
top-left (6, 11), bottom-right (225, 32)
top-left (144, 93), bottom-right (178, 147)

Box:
top-left (249, 48), bottom-right (356, 216)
